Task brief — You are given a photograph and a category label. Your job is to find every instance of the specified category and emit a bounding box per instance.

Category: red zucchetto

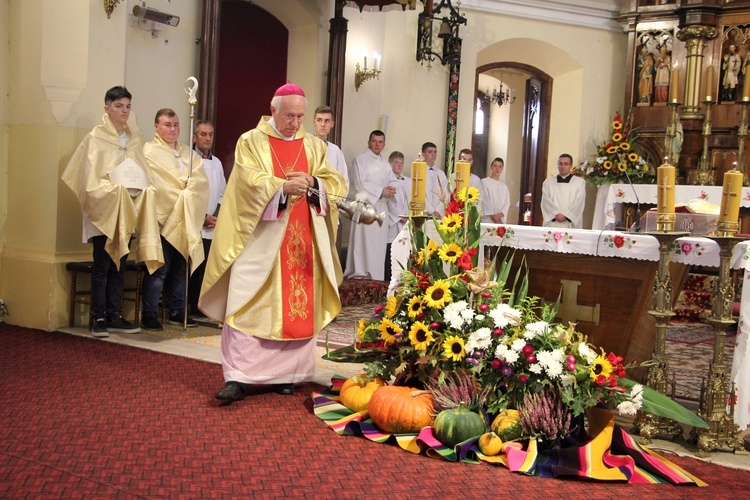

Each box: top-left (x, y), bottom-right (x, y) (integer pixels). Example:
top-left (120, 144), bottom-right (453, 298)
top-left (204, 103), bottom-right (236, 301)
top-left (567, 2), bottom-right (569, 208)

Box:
top-left (273, 83), bottom-right (306, 97)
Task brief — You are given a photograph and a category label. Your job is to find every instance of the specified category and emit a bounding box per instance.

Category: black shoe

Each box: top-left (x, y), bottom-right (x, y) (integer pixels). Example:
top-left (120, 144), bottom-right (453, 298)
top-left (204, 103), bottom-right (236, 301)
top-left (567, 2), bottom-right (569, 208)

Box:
top-left (167, 313), bottom-right (197, 328)
top-left (107, 316), bottom-right (141, 334)
top-left (273, 383), bottom-right (294, 395)
top-left (216, 381), bottom-right (248, 402)
top-left (92, 318), bottom-right (109, 338)
top-left (141, 315), bottom-right (163, 331)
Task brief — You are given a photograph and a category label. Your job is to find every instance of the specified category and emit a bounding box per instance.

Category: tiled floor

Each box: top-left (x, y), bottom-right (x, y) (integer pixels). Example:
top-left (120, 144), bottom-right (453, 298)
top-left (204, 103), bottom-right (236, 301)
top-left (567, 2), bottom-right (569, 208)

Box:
top-left (57, 314), bottom-right (750, 473)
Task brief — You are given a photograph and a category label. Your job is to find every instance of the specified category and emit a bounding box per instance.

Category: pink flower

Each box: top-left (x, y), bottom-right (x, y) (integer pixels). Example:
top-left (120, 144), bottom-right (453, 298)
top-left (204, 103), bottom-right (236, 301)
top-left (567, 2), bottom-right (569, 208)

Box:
top-left (681, 242), bottom-right (693, 254)
top-left (553, 231), bottom-right (563, 242)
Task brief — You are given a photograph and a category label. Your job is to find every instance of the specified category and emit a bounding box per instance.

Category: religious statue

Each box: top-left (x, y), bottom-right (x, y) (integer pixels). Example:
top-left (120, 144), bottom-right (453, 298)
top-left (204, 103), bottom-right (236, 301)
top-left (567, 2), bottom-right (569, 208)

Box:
top-left (654, 45), bottom-right (672, 103)
top-left (722, 44), bottom-right (742, 102)
top-left (638, 51), bottom-right (655, 104)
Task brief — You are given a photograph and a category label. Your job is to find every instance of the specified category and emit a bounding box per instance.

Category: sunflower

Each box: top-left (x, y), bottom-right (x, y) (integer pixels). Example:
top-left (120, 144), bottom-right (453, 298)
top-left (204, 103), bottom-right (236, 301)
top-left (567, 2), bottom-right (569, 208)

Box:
top-left (384, 295), bottom-right (399, 318)
top-left (409, 321), bottom-right (435, 351)
top-left (606, 146), bottom-right (618, 154)
top-left (438, 243), bottom-right (464, 263)
top-left (628, 152), bottom-right (639, 162)
top-left (617, 161), bottom-right (627, 172)
top-left (612, 132), bottom-right (623, 142)
top-left (612, 119), bottom-right (623, 130)
top-left (457, 186), bottom-right (480, 203)
top-left (357, 318), bottom-right (367, 340)
top-left (603, 160), bottom-right (613, 170)
top-left (442, 335), bottom-right (466, 361)
top-left (425, 239), bottom-right (439, 258)
top-left (590, 355), bottom-right (613, 381)
top-left (620, 142), bottom-right (631, 151)
top-left (378, 318), bottom-right (403, 345)
top-left (416, 251), bottom-right (425, 266)
top-left (407, 295), bottom-right (425, 318)
top-left (439, 213), bottom-right (463, 233)
top-left (425, 279), bottom-right (452, 309)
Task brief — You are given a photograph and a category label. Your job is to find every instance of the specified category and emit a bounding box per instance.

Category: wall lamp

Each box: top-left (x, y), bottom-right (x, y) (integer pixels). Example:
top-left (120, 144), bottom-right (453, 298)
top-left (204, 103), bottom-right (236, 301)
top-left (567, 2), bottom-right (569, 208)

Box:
top-left (416, 0), bottom-right (467, 67)
top-left (354, 52), bottom-right (382, 92)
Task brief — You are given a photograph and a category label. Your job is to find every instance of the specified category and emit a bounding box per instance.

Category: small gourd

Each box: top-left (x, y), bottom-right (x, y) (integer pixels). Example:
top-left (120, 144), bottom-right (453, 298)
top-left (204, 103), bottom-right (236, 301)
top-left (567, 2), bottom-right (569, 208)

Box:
top-left (368, 386), bottom-right (435, 433)
top-left (433, 403), bottom-right (486, 448)
top-left (339, 374), bottom-right (386, 412)
top-left (490, 409), bottom-right (522, 442)
top-left (477, 432), bottom-right (504, 456)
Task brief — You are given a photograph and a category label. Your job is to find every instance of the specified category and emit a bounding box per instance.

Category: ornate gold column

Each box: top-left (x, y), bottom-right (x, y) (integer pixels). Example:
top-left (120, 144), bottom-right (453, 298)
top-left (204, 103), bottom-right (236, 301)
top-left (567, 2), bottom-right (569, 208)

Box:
top-left (676, 25), bottom-right (717, 120)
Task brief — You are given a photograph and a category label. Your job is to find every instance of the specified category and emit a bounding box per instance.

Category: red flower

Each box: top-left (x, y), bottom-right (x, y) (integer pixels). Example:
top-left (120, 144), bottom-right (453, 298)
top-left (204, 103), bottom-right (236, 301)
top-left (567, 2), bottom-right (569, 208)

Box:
top-left (496, 226), bottom-right (506, 237)
top-left (613, 235), bottom-right (625, 248)
top-left (410, 269), bottom-right (431, 291)
top-left (456, 252), bottom-right (474, 271)
top-left (446, 198), bottom-right (463, 215)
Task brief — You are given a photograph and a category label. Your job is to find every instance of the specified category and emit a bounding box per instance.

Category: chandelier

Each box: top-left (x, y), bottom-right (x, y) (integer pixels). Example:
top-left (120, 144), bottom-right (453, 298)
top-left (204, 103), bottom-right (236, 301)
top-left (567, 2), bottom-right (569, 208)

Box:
top-left (489, 79), bottom-right (516, 108)
top-left (415, 0), bottom-right (467, 66)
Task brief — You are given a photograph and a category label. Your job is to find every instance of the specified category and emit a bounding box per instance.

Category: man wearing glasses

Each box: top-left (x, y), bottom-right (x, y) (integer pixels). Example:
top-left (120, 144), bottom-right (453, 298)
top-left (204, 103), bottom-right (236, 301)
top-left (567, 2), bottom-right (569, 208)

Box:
top-left (540, 153), bottom-right (586, 228)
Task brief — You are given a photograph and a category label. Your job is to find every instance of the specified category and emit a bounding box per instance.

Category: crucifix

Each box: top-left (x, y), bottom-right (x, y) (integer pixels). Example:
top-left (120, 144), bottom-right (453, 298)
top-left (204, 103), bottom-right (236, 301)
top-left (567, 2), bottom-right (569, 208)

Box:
top-left (555, 279), bottom-right (600, 326)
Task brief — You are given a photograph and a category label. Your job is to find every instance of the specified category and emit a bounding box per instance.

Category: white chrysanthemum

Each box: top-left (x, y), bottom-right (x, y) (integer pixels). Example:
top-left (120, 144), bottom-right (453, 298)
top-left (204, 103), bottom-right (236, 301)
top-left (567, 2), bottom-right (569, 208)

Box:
top-left (536, 348), bottom-right (566, 379)
top-left (495, 344), bottom-right (519, 364)
top-left (523, 321), bottom-right (549, 340)
top-left (460, 308), bottom-right (476, 323)
top-left (578, 343), bottom-right (596, 362)
top-left (465, 328), bottom-right (492, 353)
top-left (618, 384), bottom-right (644, 416)
top-left (475, 314), bottom-right (485, 321)
top-left (443, 300), bottom-right (470, 329)
top-left (511, 338), bottom-right (526, 352)
top-left (489, 303), bottom-right (522, 329)
top-left (528, 363), bottom-right (543, 375)
top-left (617, 400), bottom-right (639, 416)
top-left (561, 374), bottom-right (576, 387)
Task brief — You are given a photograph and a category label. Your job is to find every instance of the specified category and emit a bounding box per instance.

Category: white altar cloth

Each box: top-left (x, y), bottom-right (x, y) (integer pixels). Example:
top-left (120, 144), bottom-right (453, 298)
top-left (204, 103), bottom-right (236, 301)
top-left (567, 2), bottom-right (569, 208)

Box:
top-left (597, 183), bottom-right (750, 230)
top-left (391, 222), bottom-right (750, 428)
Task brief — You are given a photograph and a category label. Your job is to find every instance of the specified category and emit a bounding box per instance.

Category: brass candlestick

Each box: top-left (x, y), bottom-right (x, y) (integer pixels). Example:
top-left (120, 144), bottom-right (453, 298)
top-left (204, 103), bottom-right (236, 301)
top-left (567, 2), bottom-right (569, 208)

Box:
top-left (691, 236), bottom-right (747, 457)
top-left (696, 97), bottom-right (715, 186)
top-left (664, 100), bottom-right (681, 167)
top-left (633, 230), bottom-right (689, 444)
top-left (738, 99), bottom-right (750, 187)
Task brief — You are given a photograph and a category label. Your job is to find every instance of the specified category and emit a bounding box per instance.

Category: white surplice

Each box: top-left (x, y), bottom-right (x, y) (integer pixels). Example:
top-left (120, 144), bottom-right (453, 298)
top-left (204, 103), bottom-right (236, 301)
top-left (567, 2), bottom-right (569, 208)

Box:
top-left (541, 175), bottom-right (586, 228)
top-left (480, 177), bottom-right (511, 224)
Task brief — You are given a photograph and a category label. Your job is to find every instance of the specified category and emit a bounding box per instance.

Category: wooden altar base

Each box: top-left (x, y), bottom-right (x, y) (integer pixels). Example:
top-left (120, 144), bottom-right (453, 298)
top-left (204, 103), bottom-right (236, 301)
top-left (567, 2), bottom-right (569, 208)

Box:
top-left (495, 247), bottom-right (689, 379)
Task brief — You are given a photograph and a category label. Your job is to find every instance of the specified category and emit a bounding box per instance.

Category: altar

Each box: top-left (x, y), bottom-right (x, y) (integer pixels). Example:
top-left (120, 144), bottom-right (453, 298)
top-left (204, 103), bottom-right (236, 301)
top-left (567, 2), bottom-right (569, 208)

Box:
top-left (390, 223), bottom-right (750, 429)
top-left (594, 183), bottom-right (750, 230)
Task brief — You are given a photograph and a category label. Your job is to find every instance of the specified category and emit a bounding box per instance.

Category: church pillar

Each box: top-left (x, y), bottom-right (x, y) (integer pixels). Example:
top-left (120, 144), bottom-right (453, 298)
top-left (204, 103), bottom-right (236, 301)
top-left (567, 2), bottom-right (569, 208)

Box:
top-left (326, 1), bottom-right (348, 146)
top-left (677, 25), bottom-right (718, 120)
top-left (198, 0), bottom-right (221, 124)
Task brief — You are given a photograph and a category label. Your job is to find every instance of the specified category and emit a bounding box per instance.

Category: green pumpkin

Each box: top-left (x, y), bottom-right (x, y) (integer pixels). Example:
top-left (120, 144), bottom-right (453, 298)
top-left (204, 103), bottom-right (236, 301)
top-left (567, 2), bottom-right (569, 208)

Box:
top-left (434, 404), bottom-right (486, 448)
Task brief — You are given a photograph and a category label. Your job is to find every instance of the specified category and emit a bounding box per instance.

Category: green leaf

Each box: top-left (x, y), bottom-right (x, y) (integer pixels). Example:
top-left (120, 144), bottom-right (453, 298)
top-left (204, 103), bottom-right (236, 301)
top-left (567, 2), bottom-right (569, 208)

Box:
top-left (619, 378), bottom-right (708, 428)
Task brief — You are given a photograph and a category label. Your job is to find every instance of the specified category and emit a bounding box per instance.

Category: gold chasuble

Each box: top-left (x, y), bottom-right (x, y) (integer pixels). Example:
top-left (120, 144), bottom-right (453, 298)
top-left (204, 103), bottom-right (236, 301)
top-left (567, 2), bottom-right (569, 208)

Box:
top-left (199, 117), bottom-right (347, 341)
top-left (62, 114), bottom-right (163, 273)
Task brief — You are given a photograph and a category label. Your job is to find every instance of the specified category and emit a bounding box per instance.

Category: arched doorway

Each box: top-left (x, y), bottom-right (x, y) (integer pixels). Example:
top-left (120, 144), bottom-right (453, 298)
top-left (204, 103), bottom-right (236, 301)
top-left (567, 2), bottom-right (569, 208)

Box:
top-left (474, 63), bottom-right (552, 225)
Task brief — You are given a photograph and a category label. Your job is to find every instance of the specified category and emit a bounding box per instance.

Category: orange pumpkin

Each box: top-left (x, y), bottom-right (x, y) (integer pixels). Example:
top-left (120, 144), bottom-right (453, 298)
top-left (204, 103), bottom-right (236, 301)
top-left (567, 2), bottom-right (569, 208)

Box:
top-left (339, 374), bottom-right (387, 412)
top-left (368, 385), bottom-right (435, 433)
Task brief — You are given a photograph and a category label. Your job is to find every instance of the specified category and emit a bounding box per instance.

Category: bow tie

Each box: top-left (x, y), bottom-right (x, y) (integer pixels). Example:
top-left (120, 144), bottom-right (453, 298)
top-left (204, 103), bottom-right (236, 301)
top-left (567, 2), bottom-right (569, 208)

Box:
top-left (557, 175), bottom-right (572, 183)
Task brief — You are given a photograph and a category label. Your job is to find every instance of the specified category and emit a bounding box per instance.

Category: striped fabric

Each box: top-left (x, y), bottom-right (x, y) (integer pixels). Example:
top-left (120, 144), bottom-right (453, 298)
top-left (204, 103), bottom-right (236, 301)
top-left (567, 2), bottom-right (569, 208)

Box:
top-left (312, 382), bottom-right (706, 486)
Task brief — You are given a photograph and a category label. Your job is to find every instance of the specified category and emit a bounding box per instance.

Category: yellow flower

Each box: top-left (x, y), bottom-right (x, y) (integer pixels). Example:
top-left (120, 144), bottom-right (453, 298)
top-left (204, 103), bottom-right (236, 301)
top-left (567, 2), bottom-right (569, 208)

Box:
top-left (438, 243), bottom-right (464, 263)
top-left (443, 335), bottom-right (466, 361)
top-left (357, 318), bottom-right (367, 340)
top-left (409, 321), bottom-right (435, 351)
top-left (617, 161), bottom-right (627, 172)
top-left (426, 239), bottom-right (439, 258)
top-left (416, 251), bottom-right (425, 266)
top-left (439, 213), bottom-right (463, 233)
top-left (606, 146), bottom-right (617, 154)
top-left (425, 279), bottom-right (452, 309)
top-left (378, 318), bottom-right (402, 346)
top-left (620, 142), bottom-right (631, 151)
top-left (603, 160), bottom-right (613, 170)
top-left (385, 295), bottom-right (398, 318)
top-left (612, 120), bottom-right (623, 130)
top-left (612, 132), bottom-right (623, 142)
top-left (590, 355), bottom-right (613, 381)
top-left (457, 186), bottom-right (480, 203)
top-left (628, 152), bottom-right (639, 162)
top-left (407, 295), bottom-right (425, 318)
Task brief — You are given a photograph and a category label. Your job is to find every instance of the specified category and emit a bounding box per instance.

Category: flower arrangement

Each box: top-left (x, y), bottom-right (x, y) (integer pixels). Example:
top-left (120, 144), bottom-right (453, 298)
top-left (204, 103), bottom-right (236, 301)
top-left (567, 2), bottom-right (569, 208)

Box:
top-left (327, 186), bottom-right (705, 445)
top-left (575, 112), bottom-right (654, 188)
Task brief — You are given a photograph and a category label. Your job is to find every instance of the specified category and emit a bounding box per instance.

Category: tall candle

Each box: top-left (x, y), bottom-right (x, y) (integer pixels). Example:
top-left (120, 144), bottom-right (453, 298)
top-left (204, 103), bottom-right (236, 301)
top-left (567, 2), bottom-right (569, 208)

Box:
top-left (657, 164), bottom-right (676, 214)
top-left (455, 161), bottom-right (471, 193)
top-left (411, 160), bottom-right (426, 204)
top-left (705, 65), bottom-right (714, 102)
top-left (720, 170), bottom-right (743, 223)
top-left (669, 69), bottom-right (679, 103)
top-left (743, 70), bottom-right (750, 101)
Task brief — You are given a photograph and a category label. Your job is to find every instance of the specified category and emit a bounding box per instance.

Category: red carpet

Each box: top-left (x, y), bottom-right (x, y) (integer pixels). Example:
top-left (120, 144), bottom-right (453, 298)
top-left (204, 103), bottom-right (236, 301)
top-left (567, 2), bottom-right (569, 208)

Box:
top-left (2, 324), bottom-right (750, 498)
